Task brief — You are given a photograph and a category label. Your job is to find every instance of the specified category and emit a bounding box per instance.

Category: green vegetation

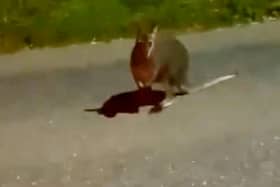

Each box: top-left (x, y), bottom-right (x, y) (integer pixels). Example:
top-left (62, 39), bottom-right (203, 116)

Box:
top-left (0, 0), bottom-right (279, 53)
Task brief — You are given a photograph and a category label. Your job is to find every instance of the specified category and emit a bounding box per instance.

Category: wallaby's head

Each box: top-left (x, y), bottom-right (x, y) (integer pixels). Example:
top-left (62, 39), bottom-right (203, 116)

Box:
top-left (135, 25), bottom-right (158, 58)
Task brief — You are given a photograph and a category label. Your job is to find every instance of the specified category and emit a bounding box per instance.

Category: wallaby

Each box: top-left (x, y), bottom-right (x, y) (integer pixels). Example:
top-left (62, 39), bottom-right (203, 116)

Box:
top-left (130, 25), bottom-right (238, 113)
top-left (130, 25), bottom-right (190, 113)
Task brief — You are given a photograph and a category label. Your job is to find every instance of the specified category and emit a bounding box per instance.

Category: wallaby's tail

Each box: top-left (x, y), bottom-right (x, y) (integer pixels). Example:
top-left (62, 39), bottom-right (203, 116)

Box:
top-left (188, 71), bottom-right (238, 94)
top-left (84, 108), bottom-right (101, 112)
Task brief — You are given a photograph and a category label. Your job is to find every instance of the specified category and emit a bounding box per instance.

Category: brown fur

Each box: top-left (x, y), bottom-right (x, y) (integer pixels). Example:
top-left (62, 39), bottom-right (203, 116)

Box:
top-left (130, 40), bottom-right (155, 88)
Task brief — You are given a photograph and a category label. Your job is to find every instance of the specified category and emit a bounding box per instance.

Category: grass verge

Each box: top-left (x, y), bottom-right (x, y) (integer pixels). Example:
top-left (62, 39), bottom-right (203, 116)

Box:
top-left (0, 0), bottom-right (279, 54)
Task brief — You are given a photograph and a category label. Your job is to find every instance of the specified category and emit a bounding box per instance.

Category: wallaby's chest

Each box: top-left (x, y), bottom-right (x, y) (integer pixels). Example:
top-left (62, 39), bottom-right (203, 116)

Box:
top-left (131, 44), bottom-right (156, 85)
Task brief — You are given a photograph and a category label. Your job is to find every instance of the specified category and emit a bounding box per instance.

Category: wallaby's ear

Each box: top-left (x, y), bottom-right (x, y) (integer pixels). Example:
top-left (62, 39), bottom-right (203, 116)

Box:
top-left (151, 24), bottom-right (158, 40)
top-left (153, 25), bottom-right (158, 33)
top-left (147, 24), bottom-right (158, 58)
top-left (136, 24), bottom-right (146, 42)
top-left (136, 26), bottom-right (141, 42)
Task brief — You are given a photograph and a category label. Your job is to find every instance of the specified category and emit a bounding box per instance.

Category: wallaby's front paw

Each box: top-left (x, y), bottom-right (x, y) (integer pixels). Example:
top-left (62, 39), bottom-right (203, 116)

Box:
top-left (149, 105), bottom-right (163, 114)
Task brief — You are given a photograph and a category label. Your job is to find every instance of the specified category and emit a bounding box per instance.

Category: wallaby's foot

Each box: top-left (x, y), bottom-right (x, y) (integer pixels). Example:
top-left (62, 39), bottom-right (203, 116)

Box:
top-left (174, 85), bottom-right (189, 96)
top-left (148, 98), bottom-right (175, 114)
top-left (149, 104), bottom-right (163, 114)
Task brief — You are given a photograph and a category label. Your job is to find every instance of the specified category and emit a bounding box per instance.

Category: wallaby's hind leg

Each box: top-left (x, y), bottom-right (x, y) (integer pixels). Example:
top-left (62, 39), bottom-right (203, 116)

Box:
top-left (173, 72), bottom-right (190, 96)
top-left (174, 76), bottom-right (189, 95)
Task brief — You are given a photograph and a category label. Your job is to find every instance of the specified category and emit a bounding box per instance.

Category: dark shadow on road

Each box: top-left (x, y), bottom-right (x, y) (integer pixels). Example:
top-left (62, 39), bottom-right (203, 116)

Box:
top-left (84, 87), bottom-right (166, 118)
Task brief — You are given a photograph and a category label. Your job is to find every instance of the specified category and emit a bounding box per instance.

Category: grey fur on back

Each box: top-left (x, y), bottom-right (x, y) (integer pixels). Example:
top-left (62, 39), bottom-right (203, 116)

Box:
top-left (153, 30), bottom-right (190, 86)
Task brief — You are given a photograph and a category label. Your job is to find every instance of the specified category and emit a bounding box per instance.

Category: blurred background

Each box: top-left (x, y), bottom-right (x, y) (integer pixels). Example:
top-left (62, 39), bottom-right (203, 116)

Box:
top-left (0, 0), bottom-right (279, 54)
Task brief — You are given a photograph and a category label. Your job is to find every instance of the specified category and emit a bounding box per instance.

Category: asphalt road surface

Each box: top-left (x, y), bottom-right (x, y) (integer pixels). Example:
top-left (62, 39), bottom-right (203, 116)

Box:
top-left (0, 20), bottom-right (280, 187)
